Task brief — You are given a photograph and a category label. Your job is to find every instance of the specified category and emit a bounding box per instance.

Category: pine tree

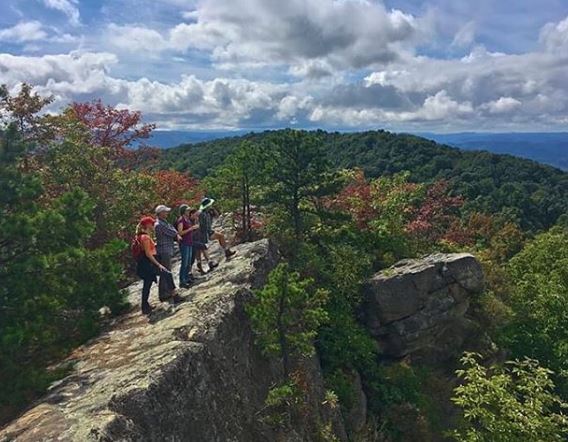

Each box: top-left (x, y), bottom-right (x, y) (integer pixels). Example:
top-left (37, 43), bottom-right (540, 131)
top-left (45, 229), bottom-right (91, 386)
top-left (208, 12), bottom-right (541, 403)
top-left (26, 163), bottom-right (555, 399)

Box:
top-left (264, 130), bottom-right (341, 240)
top-left (247, 263), bottom-right (329, 378)
top-left (0, 126), bottom-right (125, 419)
top-left (206, 141), bottom-right (267, 241)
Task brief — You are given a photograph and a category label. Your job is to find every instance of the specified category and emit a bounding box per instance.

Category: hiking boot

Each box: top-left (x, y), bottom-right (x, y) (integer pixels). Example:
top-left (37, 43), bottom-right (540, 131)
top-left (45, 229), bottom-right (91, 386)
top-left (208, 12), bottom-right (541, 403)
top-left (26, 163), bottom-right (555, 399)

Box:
top-left (142, 303), bottom-right (153, 315)
top-left (180, 282), bottom-right (191, 289)
top-left (171, 294), bottom-right (184, 305)
top-left (208, 260), bottom-right (219, 270)
top-left (225, 249), bottom-right (237, 259)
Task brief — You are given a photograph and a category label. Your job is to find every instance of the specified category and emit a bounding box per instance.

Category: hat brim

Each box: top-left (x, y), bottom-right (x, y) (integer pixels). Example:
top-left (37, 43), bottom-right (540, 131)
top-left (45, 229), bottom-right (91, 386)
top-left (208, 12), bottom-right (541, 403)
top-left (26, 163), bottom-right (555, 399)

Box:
top-left (155, 207), bottom-right (172, 214)
top-left (199, 199), bottom-right (215, 211)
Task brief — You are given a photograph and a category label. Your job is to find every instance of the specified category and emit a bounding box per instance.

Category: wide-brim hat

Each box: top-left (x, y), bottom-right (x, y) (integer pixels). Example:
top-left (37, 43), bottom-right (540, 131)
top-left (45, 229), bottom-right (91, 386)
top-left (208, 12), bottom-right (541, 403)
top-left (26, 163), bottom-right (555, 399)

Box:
top-left (155, 204), bottom-right (171, 215)
top-left (199, 197), bottom-right (215, 211)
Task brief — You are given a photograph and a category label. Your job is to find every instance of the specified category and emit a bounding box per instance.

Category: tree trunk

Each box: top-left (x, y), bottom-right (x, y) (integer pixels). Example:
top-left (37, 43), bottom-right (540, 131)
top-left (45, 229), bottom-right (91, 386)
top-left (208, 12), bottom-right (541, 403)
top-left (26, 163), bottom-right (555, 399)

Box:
top-left (292, 190), bottom-right (301, 240)
top-left (277, 273), bottom-right (290, 379)
top-left (245, 174), bottom-right (251, 242)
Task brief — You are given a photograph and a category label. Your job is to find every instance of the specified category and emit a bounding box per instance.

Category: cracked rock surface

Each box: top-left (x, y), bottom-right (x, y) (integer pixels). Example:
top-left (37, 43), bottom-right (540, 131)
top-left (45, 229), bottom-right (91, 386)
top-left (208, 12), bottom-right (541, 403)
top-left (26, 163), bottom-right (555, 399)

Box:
top-left (363, 253), bottom-right (485, 364)
top-left (2, 239), bottom-right (340, 442)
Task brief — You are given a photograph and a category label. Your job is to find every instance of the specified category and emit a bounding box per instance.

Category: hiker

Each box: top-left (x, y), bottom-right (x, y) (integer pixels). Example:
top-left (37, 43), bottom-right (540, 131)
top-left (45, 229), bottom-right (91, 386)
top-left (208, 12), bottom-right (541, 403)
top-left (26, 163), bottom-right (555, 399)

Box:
top-left (191, 208), bottom-right (217, 275)
top-left (199, 197), bottom-right (236, 260)
top-left (134, 216), bottom-right (167, 315)
top-left (154, 204), bottom-right (182, 304)
top-left (176, 205), bottom-right (200, 288)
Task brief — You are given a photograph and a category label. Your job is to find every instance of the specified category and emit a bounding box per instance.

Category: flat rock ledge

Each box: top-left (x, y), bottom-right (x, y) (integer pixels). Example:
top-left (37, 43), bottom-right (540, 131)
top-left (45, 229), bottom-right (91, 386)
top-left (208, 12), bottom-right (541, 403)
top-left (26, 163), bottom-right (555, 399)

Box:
top-left (0, 239), bottom-right (344, 442)
top-left (363, 253), bottom-right (485, 364)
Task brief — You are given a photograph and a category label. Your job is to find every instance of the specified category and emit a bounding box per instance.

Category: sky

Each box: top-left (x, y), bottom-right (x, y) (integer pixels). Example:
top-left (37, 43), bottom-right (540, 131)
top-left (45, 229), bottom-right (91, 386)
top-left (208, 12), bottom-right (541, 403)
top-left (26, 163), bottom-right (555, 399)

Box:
top-left (0, 0), bottom-right (567, 132)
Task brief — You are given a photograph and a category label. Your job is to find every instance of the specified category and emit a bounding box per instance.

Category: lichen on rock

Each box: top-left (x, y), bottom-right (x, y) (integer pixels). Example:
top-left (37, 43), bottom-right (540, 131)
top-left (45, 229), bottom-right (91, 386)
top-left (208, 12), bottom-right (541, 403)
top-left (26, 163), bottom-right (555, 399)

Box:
top-left (363, 253), bottom-right (485, 364)
top-left (1, 239), bottom-right (346, 441)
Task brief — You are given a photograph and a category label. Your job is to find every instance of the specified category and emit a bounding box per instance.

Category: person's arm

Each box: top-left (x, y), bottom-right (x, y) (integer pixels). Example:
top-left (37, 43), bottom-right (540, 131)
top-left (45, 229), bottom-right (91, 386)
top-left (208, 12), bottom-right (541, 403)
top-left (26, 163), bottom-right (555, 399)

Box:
top-left (157, 221), bottom-right (182, 241)
top-left (157, 221), bottom-right (178, 238)
top-left (142, 236), bottom-right (166, 271)
top-left (177, 221), bottom-right (192, 236)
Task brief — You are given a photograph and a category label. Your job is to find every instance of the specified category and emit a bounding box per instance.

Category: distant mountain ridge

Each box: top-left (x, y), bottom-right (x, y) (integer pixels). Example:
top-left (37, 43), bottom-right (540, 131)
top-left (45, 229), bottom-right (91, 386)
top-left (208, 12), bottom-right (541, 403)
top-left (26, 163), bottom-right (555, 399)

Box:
top-left (418, 132), bottom-right (568, 171)
top-left (157, 129), bottom-right (568, 232)
top-left (148, 130), bottom-right (568, 171)
top-left (145, 130), bottom-right (249, 148)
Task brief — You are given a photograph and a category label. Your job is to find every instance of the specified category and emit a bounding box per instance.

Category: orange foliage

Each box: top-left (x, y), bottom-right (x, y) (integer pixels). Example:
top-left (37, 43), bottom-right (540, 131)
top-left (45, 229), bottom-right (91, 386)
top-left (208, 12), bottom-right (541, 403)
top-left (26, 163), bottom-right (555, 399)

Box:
top-left (150, 170), bottom-right (202, 209)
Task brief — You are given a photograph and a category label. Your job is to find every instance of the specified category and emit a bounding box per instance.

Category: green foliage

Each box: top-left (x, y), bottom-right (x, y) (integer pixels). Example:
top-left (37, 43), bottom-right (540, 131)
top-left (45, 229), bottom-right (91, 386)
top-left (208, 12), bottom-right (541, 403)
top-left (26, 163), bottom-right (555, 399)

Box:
top-left (262, 381), bottom-right (304, 427)
top-left (263, 129), bottom-right (342, 239)
top-left (289, 239), bottom-right (378, 377)
top-left (205, 141), bottom-right (267, 240)
top-left (356, 362), bottom-right (443, 440)
top-left (0, 128), bottom-right (126, 418)
top-left (0, 82), bottom-right (54, 142)
top-left (160, 129), bottom-right (568, 232)
top-left (38, 136), bottom-right (156, 246)
top-left (451, 352), bottom-right (568, 442)
top-left (248, 263), bottom-right (329, 377)
top-left (498, 227), bottom-right (568, 393)
top-left (161, 129), bottom-right (568, 440)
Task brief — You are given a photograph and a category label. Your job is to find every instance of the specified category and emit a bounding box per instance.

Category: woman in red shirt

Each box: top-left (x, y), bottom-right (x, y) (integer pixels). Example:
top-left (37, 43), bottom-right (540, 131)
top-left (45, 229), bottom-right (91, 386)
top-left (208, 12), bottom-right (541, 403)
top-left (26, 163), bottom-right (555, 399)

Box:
top-left (136, 216), bottom-right (167, 315)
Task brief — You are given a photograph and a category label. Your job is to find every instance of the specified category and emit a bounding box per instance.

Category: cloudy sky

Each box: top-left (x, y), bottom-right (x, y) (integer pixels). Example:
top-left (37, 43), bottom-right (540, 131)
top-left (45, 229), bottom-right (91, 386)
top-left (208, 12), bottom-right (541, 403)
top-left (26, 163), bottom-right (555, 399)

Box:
top-left (0, 0), bottom-right (567, 132)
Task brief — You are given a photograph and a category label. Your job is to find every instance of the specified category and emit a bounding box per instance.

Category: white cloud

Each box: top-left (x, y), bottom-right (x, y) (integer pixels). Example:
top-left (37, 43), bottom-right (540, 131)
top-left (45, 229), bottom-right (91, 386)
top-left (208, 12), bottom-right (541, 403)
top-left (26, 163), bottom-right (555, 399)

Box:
top-left (277, 95), bottom-right (313, 120)
top-left (482, 97), bottom-right (522, 114)
top-left (0, 21), bottom-right (47, 42)
top-left (288, 60), bottom-right (335, 79)
top-left (0, 52), bottom-right (118, 98)
top-left (1, 8), bottom-right (568, 131)
top-left (540, 15), bottom-right (568, 52)
top-left (0, 51), bottom-right (291, 129)
top-left (419, 90), bottom-right (473, 120)
top-left (451, 20), bottom-right (476, 48)
top-left (106, 24), bottom-right (168, 52)
top-left (365, 70), bottom-right (407, 87)
top-left (108, 0), bottom-right (424, 74)
top-left (42, 0), bottom-right (81, 26)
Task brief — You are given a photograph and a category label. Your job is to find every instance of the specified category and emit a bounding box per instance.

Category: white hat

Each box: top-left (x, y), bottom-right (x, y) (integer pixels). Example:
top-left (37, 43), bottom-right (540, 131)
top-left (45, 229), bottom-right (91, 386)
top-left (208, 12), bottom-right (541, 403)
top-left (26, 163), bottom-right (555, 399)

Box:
top-left (154, 204), bottom-right (171, 215)
top-left (199, 197), bottom-right (215, 211)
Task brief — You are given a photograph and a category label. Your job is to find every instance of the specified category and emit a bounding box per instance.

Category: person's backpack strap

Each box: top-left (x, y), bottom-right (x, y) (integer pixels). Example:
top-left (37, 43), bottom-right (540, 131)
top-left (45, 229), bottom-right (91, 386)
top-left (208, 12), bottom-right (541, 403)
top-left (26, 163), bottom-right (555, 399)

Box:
top-left (132, 233), bottom-right (147, 261)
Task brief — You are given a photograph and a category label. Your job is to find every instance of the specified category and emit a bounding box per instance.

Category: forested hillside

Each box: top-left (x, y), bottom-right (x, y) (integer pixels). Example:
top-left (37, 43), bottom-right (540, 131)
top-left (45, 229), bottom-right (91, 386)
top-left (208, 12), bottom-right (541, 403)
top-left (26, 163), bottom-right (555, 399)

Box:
top-left (4, 82), bottom-right (568, 440)
top-left (159, 130), bottom-right (568, 232)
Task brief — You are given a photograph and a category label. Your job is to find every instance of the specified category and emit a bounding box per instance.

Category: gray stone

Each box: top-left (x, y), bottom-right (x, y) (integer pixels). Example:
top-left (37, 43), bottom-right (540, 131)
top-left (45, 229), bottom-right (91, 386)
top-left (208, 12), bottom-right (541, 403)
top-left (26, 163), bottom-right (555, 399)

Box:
top-left (0, 238), bottom-right (346, 442)
top-left (345, 371), bottom-right (367, 437)
top-left (363, 253), bottom-right (485, 363)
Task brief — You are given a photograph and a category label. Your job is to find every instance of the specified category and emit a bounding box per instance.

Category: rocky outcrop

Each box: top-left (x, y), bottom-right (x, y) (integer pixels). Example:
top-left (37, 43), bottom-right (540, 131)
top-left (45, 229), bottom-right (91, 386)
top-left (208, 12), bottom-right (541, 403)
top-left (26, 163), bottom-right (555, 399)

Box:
top-left (363, 253), bottom-right (485, 364)
top-left (344, 371), bottom-right (367, 437)
top-left (0, 239), bottom-right (346, 442)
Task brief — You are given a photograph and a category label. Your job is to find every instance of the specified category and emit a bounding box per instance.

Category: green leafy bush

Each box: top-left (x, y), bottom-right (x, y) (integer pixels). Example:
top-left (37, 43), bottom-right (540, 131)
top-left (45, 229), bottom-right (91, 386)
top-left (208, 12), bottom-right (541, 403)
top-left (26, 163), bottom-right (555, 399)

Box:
top-left (452, 352), bottom-right (568, 442)
top-left (499, 227), bottom-right (568, 394)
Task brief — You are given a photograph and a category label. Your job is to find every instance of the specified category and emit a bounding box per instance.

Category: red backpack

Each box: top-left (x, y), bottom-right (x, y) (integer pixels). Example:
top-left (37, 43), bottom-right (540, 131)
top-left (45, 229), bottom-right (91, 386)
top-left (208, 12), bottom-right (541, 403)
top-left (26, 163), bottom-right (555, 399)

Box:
top-left (131, 234), bottom-right (145, 261)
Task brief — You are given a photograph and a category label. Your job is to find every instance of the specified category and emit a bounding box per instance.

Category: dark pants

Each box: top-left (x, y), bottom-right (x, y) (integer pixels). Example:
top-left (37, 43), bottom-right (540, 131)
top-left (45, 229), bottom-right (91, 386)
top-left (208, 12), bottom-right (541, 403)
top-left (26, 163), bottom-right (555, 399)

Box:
top-left (142, 278), bottom-right (153, 309)
top-left (157, 253), bottom-right (176, 301)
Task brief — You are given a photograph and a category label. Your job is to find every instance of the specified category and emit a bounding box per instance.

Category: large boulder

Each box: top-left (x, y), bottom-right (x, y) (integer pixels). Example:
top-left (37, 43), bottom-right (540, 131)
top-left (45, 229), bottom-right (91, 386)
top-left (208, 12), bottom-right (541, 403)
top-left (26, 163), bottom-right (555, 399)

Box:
top-left (363, 253), bottom-right (485, 364)
top-left (0, 239), bottom-right (346, 442)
